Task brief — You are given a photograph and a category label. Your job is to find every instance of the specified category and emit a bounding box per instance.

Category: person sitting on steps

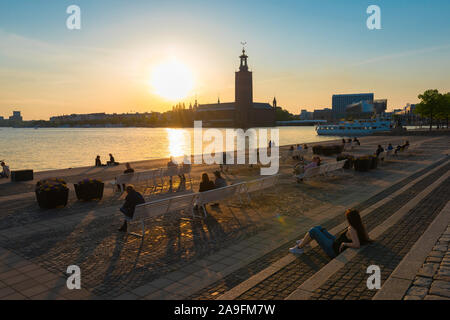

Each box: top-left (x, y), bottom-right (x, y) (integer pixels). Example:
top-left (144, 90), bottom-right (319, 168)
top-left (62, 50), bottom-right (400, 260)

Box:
top-left (289, 209), bottom-right (372, 258)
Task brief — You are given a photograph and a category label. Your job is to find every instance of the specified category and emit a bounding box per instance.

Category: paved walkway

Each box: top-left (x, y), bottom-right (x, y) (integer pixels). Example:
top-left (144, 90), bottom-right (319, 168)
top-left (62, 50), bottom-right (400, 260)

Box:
top-left (189, 157), bottom-right (450, 300)
top-left (0, 136), bottom-right (448, 299)
top-left (403, 224), bottom-right (450, 300)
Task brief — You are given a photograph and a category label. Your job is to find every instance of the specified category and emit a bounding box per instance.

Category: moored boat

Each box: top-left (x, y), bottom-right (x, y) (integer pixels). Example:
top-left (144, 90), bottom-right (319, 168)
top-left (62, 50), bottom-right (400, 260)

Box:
top-left (316, 119), bottom-right (392, 136)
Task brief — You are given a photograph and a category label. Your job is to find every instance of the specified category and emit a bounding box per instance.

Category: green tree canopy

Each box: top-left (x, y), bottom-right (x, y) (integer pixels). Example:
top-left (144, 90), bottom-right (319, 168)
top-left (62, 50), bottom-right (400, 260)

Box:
top-left (435, 92), bottom-right (450, 128)
top-left (414, 89), bottom-right (445, 130)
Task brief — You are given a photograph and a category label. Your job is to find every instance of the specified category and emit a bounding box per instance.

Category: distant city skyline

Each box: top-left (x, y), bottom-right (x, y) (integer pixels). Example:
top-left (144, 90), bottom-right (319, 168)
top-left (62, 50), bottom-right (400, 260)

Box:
top-left (1, 0), bottom-right (450, 120)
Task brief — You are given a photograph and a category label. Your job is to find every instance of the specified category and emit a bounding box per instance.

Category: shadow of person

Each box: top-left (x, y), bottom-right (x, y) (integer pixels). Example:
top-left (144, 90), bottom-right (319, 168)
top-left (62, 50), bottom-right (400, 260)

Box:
top-left (162, 211), bottom-right (183, 258)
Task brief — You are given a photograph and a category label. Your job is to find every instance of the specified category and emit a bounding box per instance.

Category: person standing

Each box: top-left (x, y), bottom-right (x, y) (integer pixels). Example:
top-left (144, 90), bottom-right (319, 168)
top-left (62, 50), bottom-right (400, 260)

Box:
top-left (167, 156), bottom-right (178, 192)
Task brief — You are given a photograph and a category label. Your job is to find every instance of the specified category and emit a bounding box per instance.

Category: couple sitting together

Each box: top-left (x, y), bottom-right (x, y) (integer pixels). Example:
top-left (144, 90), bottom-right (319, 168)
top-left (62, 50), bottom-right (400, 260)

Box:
top-left (117, 171), bottom-right (228, 232)
top-left (294, 156), bottom-right (321, 179)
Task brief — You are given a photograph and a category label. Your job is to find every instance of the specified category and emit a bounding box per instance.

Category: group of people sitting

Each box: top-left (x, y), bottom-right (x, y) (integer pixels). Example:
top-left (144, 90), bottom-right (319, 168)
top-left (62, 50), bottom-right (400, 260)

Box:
top-left (374, 140), bottom-right (410, 160)
top-left (394, 140), bottom-right (410, 155)
top-left (117, 169), bottom-right (228, 232)
top-left (0, 161), bottom-right (10, 179)
top-left (290, 144), bottom-right (309, 160)
top-left (342, 137), bottom-right (361, 146)
top-left (294, 156), bottom-right (321, 181)
top-left (95, 154), bottom-right (119, 167)
top-left (167, 155), bottom-right (192, 192)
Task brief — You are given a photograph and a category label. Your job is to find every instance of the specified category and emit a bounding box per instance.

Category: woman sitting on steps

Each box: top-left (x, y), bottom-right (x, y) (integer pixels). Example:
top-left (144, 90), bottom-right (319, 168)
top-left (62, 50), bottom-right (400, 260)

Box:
top-left (289, 209), bottom-right (373, 258)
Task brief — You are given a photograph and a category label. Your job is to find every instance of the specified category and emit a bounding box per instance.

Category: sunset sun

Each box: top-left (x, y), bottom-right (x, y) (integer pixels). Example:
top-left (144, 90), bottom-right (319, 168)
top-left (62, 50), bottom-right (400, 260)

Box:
top-left (151, 59), bottom-right (194, 101)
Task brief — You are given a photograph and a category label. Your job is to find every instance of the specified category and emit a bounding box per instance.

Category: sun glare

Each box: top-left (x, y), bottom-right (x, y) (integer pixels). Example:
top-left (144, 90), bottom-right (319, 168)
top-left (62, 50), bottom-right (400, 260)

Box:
top-left (166, 128), bottom-right (190, 159)
top-left (151, 59), bottom-right (194, 101)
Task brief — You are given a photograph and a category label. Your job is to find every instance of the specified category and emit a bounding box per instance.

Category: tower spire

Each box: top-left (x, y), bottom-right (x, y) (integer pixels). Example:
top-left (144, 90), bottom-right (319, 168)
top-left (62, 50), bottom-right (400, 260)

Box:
top-left (239, 42), bottom-right (249, 71)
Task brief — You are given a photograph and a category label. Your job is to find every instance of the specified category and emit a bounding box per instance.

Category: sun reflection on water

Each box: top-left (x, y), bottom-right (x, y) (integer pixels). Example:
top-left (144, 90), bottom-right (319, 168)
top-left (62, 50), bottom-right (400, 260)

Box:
top-left (166, 128), bottom-right (190, 160)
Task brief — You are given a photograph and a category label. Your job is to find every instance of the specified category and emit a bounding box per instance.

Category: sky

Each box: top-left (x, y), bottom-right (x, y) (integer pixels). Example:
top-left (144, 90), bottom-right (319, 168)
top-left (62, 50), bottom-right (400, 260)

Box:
top-left (0, 0), bottom-right (449, 120)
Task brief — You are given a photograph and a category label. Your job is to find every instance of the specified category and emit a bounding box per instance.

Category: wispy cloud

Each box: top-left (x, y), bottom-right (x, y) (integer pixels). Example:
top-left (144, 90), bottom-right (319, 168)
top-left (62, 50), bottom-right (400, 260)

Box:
top-left (351, 44), bottom-right (450, 67)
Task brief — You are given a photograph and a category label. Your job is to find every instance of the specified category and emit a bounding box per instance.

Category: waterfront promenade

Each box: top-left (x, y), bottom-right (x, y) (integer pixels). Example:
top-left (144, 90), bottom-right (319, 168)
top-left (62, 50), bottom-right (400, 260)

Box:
top-left (0, 135), bottom-right (449, 300)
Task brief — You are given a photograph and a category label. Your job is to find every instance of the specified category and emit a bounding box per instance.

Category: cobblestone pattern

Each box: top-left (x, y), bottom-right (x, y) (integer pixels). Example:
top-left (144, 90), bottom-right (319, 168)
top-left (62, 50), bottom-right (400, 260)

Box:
top-left (187, 158), bottom-right (449, 300)
top-left (404, 224), bottom-right (450, 300)
top-left (309, 178), bottom-right (450, 300)
top-left (0, 200), bottom-right (270, 298)
top-left (235, 165), bottom-right (450, 300)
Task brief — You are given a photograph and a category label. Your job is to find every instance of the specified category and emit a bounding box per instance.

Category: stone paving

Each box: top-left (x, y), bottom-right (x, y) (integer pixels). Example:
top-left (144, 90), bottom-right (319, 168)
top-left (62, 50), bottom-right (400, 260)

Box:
top-left (403, 224), bottom-right (450, 300)
top-left (0, 135), bottom-right (448, 299)
top-left (189, 157), bottom-right (450, 299)
top-left (308, 178), bottom-right (450, 300)
top-left (234, 163), bottom-right (450, 300)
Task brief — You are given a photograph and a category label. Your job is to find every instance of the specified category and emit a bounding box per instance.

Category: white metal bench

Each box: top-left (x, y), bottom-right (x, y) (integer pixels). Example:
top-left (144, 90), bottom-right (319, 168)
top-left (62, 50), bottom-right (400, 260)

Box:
top-left (296, 161), bottom-right (346, 181)
top-left (131, 193), bottom-right (197, 239)
top-left (111, 169), bottom-right (163, 193)
top-left (112, 172), bottom-right (137, 192)
top-left (178, 164), bottom-right (193, 191)
top-left (240, 174), bottom-right (279, 203)
top-left (292, 149), bottom-right (308, 159)
top-left (194, 183), bottom-right (244, 218)
top-left (296, 166), bottom-right (321, 181)
top-left (379, 149), bottom-right (393, 162)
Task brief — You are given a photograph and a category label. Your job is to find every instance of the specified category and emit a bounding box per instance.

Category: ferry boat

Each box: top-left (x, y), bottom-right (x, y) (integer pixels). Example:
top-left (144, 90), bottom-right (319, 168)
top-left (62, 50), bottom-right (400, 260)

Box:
top-left (316, 119), bottom-right (392, 136)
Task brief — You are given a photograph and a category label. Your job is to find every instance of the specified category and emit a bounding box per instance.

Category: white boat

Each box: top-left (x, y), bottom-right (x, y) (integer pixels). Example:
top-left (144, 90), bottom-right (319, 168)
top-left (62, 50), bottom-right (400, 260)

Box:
top-left (316, 119), bottom-right (392, 136)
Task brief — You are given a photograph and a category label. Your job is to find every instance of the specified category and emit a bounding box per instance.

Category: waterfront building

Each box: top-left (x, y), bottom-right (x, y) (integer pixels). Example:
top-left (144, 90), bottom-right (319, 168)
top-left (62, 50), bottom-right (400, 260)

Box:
top-left (332, 93), bottom-right (374, 118)
top-left (373, 99), bottom-right (388, 114)
top-left (194, 49), bottom-right (276, 128)
top-left (299, 109), bottom-right (313, 120)
top-left (346, 101), bottom-right (375, 119)
top-left (313, 108), bottom-right (333, 121)
top-left (9, 111), bottom-right (23, 122)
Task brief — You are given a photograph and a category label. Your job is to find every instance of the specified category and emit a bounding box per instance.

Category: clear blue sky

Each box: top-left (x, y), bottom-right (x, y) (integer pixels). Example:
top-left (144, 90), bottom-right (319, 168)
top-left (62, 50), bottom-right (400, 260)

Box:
top-left (1, 0), bottom-right (449, 119)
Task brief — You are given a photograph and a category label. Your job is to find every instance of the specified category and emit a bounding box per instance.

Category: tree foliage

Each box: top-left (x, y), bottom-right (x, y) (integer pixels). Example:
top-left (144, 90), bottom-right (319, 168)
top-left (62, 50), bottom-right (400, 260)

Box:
top-left (415, 89), bottom-right (450, 130)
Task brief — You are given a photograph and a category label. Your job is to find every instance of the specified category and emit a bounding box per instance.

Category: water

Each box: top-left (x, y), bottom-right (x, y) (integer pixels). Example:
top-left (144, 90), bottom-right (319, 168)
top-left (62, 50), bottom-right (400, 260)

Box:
top-left (0, 127), bottom-right (340, 172)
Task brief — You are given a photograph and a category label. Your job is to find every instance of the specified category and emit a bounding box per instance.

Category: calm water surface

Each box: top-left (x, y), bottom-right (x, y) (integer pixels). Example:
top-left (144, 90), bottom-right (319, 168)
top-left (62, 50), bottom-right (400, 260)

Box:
top-left (0, 127), bottom-right (340, 171)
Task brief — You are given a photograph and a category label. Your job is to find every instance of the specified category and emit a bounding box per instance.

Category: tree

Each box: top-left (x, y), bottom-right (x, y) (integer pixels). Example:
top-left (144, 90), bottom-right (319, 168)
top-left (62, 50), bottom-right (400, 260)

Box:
top-left (436, 92), bottom-right (450, 128)
top-left (415, 89), bottom-right (442, 131)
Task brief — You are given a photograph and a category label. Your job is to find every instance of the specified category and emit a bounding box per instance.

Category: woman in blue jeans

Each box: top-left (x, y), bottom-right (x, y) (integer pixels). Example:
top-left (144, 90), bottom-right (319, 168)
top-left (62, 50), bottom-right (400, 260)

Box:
top-left (289, 209), bottom-right (372, 258)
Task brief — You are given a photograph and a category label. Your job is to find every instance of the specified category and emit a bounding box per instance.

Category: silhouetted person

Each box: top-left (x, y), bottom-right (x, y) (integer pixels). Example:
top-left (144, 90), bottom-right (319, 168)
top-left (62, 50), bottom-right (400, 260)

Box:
top-left (212, 171), bottom-right (227, 207)
top-left (0, 161), bottom-right (10, 178)
top-left (220, 152), bottom-right (229, 173)
top-left (375, 145), bottom-right (384, 157)
top-left (108, 153), bottom-right (119, 166)
top-left (123, 162), bottom-right (134, 174)
top-left (118, 185), bottom-right (145, 232)
top-left (167, 156), bottom-right (178, 192)
top-left (177, 155), bottom-right (190, 191)
top-left (199, 173), bottom-right (215, 192)
top-left (95, 155), bottom-right (103, 167)
top-left (213, 171), bottom-right (227, 189)
top-left (118, 163), bottom-right (135, 191)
